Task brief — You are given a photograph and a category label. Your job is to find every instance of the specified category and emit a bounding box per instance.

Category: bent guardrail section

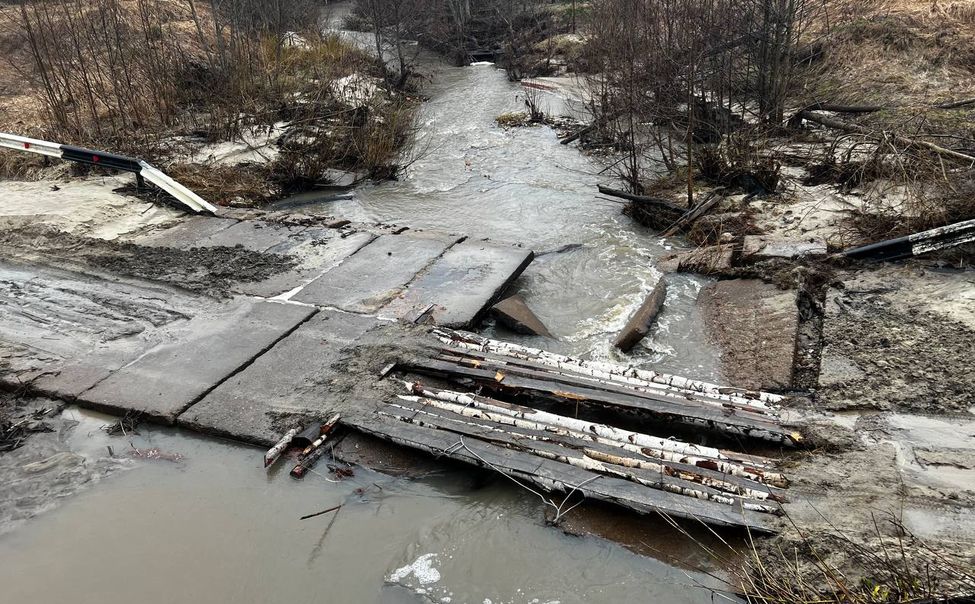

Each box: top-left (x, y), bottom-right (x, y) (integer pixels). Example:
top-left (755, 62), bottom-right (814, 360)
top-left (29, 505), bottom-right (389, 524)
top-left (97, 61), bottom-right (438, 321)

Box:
top-left (1, 132), bottom-right (217, 215)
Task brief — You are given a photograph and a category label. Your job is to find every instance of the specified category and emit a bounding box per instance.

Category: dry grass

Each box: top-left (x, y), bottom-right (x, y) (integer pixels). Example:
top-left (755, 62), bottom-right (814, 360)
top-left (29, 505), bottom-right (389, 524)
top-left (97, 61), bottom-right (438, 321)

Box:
top-left (797, 0), bottom-right (975, 108)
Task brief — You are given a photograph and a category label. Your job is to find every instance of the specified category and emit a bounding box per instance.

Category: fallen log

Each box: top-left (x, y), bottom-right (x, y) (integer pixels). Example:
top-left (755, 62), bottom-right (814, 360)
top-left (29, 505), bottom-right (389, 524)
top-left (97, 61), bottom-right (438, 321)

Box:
top-left (935, 97), bottom-right (975, 110)
top-left (613, 278), bottom-right (668, 352)
top-left (797, 111), bottom-right (975, 165)
top-left (662, 189), bottom-right (726, 237)
top-left (598, 185), bottom-right (685, 213)
top-left (560, 123), bottom-right (594, 145)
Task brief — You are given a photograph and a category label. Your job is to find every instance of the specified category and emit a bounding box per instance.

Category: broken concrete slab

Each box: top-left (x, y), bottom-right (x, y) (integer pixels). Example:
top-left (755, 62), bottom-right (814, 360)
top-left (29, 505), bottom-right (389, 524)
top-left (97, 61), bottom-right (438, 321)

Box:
top-left (490, 294), bottom-right (552, 337)
top-left (697, 279), bottom-right (799, 391)
top-left (131, 216), bottom-right (239, 248)
top-left (742, 235), bottom-right (827, 261)
top-left (675, 244), bottom-right (735, 274)
top-left (179, 310), bottom-right (380, 445)
top-left (381, 240), bottom-right (534, 328)
top-left (235, 230), bottom-right (376, 298)
top-left (291, 233), bottom-right (456, 312)
top-left (192, 220), bottom-right (306, 252)
top-left (77, 300), bottom-right (316, 423)
top-left (614, 277), bottom-right (667, 352)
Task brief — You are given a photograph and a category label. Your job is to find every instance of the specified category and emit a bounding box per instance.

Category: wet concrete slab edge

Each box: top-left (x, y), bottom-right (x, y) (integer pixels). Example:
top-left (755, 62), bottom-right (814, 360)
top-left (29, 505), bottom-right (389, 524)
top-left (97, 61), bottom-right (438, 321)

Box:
top-left (70, 303), bottom-right (320, 424)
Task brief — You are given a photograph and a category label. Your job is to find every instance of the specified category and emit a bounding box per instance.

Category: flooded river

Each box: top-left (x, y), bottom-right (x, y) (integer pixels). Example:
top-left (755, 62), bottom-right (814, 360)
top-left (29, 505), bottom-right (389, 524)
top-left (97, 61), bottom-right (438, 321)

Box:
top-left (307, 16), bottom-right (725, 382)
top-left (0, 15), bottom-right (741, 604)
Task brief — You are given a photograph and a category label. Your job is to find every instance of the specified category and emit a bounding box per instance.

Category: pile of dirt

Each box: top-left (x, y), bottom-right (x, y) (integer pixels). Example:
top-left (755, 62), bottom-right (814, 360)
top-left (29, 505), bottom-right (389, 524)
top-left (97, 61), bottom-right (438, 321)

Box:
top-left (0, 224), bottom-right (297, 298)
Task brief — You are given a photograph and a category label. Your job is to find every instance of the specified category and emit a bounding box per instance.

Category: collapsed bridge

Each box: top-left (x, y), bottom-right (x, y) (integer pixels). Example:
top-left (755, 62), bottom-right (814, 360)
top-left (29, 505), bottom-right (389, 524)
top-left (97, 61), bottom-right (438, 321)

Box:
top-left (0, 211), bottom-right (802, 533)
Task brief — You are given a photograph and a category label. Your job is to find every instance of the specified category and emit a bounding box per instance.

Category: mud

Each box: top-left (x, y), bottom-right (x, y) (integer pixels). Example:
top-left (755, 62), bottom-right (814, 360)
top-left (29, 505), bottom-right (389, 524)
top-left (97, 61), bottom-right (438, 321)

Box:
top-left (0, 223), bottom-right (297, 298)
top-left (818, 266), bottom-right (975, 414)
top-left (771, 409), bottom-right (975, 590)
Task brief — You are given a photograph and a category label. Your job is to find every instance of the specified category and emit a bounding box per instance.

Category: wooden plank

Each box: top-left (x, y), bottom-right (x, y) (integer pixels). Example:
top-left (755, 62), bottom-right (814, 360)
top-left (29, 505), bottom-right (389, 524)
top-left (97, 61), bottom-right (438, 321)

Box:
top-left (381, 401), bottom-right (783, 506)
top-left (389, 396), bottom-right (787, 500)
top-left (349, 413), bottom-right (775, 532)
top-left (405, 358), bottom-right (795, 441)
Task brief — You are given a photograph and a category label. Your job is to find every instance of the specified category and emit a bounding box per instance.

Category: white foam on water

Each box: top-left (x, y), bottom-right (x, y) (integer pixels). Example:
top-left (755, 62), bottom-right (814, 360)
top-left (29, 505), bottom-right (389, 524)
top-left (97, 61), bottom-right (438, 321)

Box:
top-left (388, 553), bottom-right (442, 585)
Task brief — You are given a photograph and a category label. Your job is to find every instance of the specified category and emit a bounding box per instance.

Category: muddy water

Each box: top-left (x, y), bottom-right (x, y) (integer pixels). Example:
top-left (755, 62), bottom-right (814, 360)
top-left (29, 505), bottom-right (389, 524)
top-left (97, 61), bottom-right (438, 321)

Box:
top-left (0, 408), bottom-right (729, 603)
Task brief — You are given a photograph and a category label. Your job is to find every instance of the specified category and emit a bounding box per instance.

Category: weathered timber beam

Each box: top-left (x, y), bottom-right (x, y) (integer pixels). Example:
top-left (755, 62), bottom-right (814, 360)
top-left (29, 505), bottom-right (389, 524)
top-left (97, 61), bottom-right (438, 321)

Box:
top-left (405, 358), bottom-right (798, 443)
top-left (350, 413), bottom-right (776, 532)
top-left (613, 278), bottom-right (669, 352)
top-left (433, 328), bottom-right (785, 406)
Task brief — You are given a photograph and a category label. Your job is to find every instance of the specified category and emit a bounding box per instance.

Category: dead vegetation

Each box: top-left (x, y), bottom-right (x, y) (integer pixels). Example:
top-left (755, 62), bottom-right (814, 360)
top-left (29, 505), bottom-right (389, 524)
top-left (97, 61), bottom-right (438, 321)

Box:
top-left (567, 0), bottom-right (974, 252)
top-left (0, 0), bottom-right (419, 201)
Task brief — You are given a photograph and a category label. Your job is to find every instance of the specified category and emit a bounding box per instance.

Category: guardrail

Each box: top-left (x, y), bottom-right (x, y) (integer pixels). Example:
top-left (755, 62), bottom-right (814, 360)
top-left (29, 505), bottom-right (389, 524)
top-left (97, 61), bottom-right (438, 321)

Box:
top-left (841, 217), bottom-right (975, 261)
top-left (0, 132), bottom-right (217, 215)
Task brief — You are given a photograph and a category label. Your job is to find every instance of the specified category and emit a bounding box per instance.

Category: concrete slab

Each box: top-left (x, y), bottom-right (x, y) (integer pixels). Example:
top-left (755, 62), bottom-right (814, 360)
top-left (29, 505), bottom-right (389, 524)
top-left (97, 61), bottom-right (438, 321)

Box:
top-left (132, 217), bottom-right (239, 248)
top-left (235, 230), bottom-right (376, 298)
top-left (697, 279), bottom-right (799, 390)
top-left (0, 262), bottom-right (198, 398)
top-left (193, 220), bottom-right (306, 252)
top-left (77, 300), bottom-right (316, 423)
top-left (381, 241), bottom-right (534, 328)
top-left (675, 244), bottom-right (735, 274)
top-left (291, 234), bottom-right (456, 312)
top-left (179, 310), bottom-right (380, 445)
top-left (742, 235), bottom-right (827, 261)
top-left (491, 294), bottom-right (552, 337)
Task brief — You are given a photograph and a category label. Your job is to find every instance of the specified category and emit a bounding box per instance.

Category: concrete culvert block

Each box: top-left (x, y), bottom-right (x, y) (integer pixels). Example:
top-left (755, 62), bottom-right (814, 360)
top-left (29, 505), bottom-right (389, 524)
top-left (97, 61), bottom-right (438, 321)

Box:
top-left (490, 295), bottom-right (552, 337)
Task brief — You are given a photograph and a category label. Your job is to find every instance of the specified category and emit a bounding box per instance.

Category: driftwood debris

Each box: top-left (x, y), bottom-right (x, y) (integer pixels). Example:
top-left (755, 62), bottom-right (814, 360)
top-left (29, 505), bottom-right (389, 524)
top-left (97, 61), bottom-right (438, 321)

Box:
top-left (797, 111), bottom-right (975, 165)
top-left (290, 414), bottom-right (341, 479)
top-left (613, 278), bottom-right (668, 352)
top-left (264, 428), bottom-right (298, 468)
top-left (662, 190), bottom-right (726, 237)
